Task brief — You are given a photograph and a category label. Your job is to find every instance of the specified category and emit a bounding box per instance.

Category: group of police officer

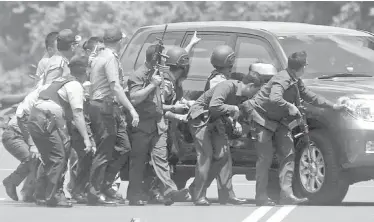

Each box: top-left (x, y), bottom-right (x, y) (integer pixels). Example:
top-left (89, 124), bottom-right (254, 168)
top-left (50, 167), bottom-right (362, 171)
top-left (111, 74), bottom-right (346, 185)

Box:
top-left (0, 25), bottom-right (349, 208)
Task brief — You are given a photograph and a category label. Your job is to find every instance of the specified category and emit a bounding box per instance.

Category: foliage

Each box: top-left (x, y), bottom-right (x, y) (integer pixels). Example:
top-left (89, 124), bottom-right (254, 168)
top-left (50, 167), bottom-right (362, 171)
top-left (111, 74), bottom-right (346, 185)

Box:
top-left (1, 1), bottom-right (374, 95)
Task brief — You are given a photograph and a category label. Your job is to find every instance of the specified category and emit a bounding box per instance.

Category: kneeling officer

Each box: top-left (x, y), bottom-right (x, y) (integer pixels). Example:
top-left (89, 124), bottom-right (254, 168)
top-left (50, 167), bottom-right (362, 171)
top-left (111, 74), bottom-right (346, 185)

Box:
top-left (28, 55), bottom-right (94, 208)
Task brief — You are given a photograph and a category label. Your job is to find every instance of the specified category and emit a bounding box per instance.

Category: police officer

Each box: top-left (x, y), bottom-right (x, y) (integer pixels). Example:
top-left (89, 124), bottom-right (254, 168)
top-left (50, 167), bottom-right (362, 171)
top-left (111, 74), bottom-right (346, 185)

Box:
top-left (2, 114), bottom-right (39, 202)
top-left (204, 45), bottom-right (235, 91)
top-left (42, 29), bottom-right (81, 85)
top-left (241, 51), bottom-right (347, 205)
top-left (87, 26), bottom-right (139, 206)
top-left (27, 55), bottom-right (94, 208)
top-left (188, 68), bottom-right (263, 205)
top-left (127, 45), bottom-right (191, 206)
top-left (188, 44), bottom-right (246, 205)
top-left (59, 56), bottom-right (96, 204)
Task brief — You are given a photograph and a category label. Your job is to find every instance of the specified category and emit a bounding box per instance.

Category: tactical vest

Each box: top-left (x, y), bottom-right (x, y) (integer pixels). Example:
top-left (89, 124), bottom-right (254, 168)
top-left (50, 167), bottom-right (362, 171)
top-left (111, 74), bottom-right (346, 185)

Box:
top-left (38, 77), bottom-right (76, 122)
top-left (204, 70), bottom-right (227, 92)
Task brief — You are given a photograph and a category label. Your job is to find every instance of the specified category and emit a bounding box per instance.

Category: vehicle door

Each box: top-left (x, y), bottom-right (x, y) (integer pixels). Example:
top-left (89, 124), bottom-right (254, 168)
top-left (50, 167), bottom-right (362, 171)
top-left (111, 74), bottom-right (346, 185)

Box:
top-left (230, 34), bottom-right (282, 167)
top-left (175, 32), bottom-right (236, 163)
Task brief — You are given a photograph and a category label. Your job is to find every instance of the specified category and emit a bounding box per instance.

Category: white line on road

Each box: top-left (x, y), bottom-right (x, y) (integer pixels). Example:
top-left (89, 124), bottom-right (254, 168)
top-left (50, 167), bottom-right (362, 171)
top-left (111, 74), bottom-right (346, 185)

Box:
top-left (0, 198), bottom-right (5, 201)
top-left (266, 206), bottom-right (297, 222)
top-left (242, 206), bottom-right (273, 222)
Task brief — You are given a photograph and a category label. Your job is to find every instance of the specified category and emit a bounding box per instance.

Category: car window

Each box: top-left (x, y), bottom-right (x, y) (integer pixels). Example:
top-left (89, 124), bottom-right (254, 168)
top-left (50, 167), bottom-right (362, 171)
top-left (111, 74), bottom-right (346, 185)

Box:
top-left (134, 32), bottom-right (185, 70)
top-left (182, 34), bottom-right (231, 78)
top-left (234, 36), bottom-right (279, 74)
top-left (121, 30), bottom-right (148, 76)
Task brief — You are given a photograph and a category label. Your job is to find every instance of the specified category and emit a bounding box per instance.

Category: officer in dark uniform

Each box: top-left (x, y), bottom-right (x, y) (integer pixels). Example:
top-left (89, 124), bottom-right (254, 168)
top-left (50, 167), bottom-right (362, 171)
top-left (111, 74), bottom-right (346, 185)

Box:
top-left (188, 71), bottom-right (264, 206)
top-left (27, 54), bottom-right (94, 207)
top-left (127, 45), bottom-right (190, 206)
top-left (241, 51), bottom-right (347, 205)
top-left (88, 26), bottom-right (138, 206)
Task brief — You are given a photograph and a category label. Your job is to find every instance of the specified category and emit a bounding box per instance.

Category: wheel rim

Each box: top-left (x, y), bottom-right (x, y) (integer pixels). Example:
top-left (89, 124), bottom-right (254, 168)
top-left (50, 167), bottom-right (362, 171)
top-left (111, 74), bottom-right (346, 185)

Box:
top-left (299, 141), bottom-right (325, 193)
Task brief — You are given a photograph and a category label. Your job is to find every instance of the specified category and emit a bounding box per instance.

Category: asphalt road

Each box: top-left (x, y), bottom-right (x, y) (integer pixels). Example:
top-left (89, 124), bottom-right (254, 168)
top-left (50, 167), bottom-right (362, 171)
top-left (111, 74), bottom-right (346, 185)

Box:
top-left (2, 144), bottom-right (374, 222)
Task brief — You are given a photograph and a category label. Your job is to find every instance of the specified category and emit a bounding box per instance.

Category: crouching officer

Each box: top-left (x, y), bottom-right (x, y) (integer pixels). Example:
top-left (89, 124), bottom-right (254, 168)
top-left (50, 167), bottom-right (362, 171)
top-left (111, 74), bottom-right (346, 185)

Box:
top-left (127, 45), bottom-right (189, 206)
top-left (187, 72), bottom-right (263, 206)
top-left (2, 114), bottom-right (39, 202)
top-left (27, 55), bottom-right (94, 208)
top-left (241, 51), bottom-right (347, 205)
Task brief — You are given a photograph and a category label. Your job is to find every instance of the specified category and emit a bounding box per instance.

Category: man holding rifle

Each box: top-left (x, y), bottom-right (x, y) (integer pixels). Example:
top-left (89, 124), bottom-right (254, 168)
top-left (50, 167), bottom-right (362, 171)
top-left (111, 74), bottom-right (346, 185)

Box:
top-left (240, 51), bottom-right (347, 206)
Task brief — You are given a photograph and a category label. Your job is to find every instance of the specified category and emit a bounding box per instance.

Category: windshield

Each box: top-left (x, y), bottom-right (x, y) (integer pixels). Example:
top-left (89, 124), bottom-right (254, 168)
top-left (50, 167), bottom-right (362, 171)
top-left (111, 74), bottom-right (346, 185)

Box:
top-left (278, 34), bottom-right (374, 79)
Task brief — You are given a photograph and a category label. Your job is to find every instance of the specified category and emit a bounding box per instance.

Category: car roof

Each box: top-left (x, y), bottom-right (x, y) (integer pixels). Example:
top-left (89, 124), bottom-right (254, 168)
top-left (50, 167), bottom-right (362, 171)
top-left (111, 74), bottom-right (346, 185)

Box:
top-left (142, 21), bottom-right (371, 36)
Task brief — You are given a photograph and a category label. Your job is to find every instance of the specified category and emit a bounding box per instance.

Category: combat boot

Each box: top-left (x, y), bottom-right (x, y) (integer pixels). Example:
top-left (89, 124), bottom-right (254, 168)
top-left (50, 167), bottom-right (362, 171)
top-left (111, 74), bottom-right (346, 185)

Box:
top-left (2, 178), bottom-right (18, 201)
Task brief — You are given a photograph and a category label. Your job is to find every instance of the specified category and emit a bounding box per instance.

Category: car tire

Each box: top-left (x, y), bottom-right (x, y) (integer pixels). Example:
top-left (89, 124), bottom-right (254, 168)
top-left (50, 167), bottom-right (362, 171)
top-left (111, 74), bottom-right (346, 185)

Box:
top-left (293, 129), bottom-right (349, 205)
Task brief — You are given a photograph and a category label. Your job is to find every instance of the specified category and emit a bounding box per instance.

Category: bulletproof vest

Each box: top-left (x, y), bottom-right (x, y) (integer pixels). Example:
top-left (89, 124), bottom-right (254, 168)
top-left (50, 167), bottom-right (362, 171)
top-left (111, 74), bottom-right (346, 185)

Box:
top-left (204, 70), bottom-right (226, 92)
top-left (38, 77), bottom-right (76, 121)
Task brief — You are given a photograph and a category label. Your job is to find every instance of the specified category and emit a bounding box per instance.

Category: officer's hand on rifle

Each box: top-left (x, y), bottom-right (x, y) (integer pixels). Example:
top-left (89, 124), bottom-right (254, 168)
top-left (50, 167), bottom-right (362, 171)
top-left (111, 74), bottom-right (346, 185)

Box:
top-left (84, 139), bottom-right (94, 154)
top-left (151, 75), bottom-right (163, 87)
top-left (288, 103), bottom-right (302, 117)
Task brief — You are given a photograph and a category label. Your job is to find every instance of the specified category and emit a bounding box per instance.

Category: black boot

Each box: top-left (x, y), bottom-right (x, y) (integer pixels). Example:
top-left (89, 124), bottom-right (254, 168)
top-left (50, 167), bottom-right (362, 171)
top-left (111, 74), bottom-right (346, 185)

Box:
top-left (2, 178), bottom-right (18, 201)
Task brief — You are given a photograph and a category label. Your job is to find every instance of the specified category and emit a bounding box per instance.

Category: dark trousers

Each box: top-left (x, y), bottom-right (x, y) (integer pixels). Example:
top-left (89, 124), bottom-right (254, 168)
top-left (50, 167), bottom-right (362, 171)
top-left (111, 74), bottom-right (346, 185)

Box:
top-left (253, 123), bottom-right (295, 201)
top-left (189, 118), bottom-right (234, 201)
top-left (102, 111), bottom-right (131, 191)
top-left (69, 127), bottom-right (93, 195)
top-left (88, 101), bottom-right (130, 199)
top-left (128, 128), bottom-right (178, 200)
top-left (2, 128), bottom-right (38, 196)
top-left (28, 108), bottom-right (71, 204)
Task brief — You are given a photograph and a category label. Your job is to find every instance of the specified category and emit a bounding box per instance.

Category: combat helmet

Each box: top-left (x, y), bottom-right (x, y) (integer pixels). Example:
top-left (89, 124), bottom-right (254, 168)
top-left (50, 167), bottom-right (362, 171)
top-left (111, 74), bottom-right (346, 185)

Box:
top-left (165, 46), bottom-right (190, 67)
top-left (210, 45), bottom-right (235, 68)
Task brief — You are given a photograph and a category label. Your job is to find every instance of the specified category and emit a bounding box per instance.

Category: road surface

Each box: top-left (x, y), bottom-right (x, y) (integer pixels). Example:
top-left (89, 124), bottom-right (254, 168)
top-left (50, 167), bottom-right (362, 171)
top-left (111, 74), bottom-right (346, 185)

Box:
top-left (2, 143), bottom-right (374, 222)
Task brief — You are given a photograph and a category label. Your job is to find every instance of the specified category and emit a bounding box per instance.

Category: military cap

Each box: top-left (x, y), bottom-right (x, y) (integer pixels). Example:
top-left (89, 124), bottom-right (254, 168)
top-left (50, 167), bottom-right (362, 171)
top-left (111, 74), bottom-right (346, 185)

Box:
top-left (103, 27), bottom-right (126, 43)
top-left (58, 29), bottom-right (82, 45)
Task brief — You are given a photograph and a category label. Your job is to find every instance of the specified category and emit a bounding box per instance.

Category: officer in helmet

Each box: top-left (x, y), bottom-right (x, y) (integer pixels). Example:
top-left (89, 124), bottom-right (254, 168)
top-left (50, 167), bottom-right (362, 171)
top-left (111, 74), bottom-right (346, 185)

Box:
top-left (204, 45), bottom-right (236, 91)
top-left (127, 44), bottom-right (190, 206)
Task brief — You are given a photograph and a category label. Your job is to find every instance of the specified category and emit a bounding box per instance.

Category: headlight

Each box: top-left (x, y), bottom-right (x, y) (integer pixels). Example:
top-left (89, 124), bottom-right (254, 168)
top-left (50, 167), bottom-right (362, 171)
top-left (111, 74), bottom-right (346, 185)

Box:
top-left (338, 96), bottom-right (374, 122)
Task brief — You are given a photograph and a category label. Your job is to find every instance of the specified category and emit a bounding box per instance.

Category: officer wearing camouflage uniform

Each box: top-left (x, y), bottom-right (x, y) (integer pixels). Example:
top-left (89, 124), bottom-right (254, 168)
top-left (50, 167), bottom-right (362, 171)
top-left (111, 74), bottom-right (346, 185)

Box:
top-left (87, 26), bottom-right (138, 206)
top-left (241, 51), bottom-right (346, 205)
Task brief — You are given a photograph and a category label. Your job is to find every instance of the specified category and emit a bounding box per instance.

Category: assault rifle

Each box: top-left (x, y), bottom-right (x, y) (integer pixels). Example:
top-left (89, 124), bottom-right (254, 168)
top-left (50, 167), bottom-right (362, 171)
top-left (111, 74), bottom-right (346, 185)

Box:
top-left (288, 80), bottom-right (313, 161)
top-left (150, 24), bottom-right (169, 104)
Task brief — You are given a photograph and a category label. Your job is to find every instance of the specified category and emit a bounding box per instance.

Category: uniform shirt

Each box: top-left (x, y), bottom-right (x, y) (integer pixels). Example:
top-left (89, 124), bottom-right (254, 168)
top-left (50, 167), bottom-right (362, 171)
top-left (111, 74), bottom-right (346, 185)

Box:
top-left (189, 80), bottom-right (244, 120)
top-left (128, 63), bottom-right (166, 134)
top-left (35, 79), bottom-right (84, 120)
top-left (15, 85), bottom-right (49, 118)
top-left (42, 52), bottom-right (70, 85)
top-left (251, 69), bottom-right (334, 121)
top-left (36, 57), bottom-right (50, 78)
top-left (90, 48), bottom-right (122, 101)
